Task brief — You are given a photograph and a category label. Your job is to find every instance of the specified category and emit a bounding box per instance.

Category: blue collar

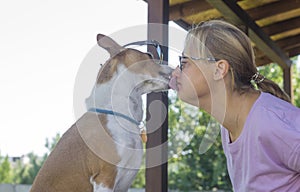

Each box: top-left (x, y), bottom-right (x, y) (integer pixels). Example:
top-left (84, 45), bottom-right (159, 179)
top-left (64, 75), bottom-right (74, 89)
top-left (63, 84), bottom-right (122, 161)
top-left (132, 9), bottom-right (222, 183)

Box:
top-left (88, 108), bottom-right (140, 126)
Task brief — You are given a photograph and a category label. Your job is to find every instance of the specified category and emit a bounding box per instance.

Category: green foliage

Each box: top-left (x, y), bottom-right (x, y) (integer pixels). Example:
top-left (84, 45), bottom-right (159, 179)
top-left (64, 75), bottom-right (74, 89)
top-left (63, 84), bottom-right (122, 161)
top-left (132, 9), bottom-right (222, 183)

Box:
top-left (131, 167), bottom-right (146, 188)
top-left (0, 133), bottom-right (61, 184)
top-left (45, 133), bottom-right (61, 152)
top-left (0, 155), bottom-right (13, 183)
top-left (12, 153), bottom-right (42, 184)
top-left (167, 95), bottom-right (232, 191)
top-left (258, 63), bottom-right (284, 88)
top-left (292, 59), bottom-right (300, 107)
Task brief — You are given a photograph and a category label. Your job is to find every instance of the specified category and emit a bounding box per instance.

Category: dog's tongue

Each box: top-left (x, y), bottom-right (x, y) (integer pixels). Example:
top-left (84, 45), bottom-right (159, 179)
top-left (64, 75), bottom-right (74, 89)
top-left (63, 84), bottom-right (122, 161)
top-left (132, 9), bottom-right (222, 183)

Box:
top-left (169, 77), bottom-right (178, 91)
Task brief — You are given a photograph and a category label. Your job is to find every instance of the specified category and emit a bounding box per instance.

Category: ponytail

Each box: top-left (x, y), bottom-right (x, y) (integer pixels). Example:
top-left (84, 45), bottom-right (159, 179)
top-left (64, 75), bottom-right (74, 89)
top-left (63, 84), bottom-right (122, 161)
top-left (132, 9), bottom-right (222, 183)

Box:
top-left (251, 72), bottom-right (291, 103)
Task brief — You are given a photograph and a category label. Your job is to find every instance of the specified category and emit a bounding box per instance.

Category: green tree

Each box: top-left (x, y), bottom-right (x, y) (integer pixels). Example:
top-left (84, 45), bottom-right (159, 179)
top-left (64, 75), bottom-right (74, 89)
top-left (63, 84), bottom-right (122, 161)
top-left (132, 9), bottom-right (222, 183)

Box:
top-left (167, 96), bottom-right (231, 191)
top-left (10, 133), bottom-right (61, 184)
top-left (12, 153), bottom-right (42, 184)
top-left (292, 60), bottom-right (300, 107)
top-left (0, 155), bottom-right (13, 183)
top-left (132, 93), bottom-right (232, 191)
top-left (45, 133), bottom-right (61, 153)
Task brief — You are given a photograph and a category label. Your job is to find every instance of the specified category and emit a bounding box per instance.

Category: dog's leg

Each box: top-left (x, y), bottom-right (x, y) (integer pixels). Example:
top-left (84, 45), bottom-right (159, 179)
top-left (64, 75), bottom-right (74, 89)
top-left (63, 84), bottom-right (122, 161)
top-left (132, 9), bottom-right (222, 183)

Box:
top-left (113, 168), bottom-right (139, 192)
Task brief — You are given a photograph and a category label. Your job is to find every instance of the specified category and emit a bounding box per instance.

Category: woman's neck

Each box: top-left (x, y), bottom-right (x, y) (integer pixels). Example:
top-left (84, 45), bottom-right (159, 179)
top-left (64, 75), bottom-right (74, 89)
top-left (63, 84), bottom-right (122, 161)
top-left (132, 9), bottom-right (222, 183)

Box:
top-left (199, 90), bottom-right (260, 142)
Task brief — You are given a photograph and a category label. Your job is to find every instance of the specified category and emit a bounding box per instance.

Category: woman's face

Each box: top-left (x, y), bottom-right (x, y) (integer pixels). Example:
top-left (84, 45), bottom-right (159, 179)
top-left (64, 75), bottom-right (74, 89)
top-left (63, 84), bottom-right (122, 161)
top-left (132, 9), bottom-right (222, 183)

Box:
top-left (170, 42), bottom-right (214, 107)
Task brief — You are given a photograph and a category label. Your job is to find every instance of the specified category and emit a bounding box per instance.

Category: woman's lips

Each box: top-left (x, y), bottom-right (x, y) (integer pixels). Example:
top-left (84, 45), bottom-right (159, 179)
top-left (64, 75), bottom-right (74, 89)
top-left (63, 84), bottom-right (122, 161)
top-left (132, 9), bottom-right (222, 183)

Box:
top-left (169, 77), bottom-right (179, 91)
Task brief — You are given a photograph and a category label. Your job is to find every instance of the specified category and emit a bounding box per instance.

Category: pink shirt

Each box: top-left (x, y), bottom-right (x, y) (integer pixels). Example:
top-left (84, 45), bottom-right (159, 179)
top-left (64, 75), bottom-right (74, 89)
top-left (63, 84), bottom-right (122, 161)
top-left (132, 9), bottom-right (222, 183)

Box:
top-left (221, 92), bottom-right (300, 191)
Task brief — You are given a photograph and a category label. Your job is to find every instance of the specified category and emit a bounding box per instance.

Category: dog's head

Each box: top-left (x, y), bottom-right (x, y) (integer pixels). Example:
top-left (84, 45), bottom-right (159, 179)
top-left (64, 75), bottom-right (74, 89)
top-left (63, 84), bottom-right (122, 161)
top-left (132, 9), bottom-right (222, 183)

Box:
top-left (96, 34), bottom-right (172, 94)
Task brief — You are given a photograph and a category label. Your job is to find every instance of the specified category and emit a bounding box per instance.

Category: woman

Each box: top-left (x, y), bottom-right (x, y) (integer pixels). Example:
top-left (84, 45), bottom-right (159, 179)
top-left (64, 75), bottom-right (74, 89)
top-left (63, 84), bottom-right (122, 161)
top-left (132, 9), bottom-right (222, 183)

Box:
top-left (169, 20), bottom-right (300, 191)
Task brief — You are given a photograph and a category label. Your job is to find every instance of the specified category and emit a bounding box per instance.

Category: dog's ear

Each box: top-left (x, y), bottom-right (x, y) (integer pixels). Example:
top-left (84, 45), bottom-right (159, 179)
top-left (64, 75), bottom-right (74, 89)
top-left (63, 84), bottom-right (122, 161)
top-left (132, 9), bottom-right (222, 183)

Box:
top-left (97, 34), bottom-right (122, 56)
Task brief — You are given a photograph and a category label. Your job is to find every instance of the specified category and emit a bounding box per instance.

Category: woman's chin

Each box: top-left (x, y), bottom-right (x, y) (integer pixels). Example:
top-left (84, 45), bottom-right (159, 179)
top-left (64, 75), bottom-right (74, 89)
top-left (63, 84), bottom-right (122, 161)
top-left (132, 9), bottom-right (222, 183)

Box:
top-left (178, 94), bottom-right (199, 107)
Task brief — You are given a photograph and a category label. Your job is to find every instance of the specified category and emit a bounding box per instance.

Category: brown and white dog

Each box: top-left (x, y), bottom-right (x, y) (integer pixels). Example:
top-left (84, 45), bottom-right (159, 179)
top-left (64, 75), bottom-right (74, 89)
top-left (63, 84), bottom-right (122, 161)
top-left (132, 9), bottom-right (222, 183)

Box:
top-left (30, 34), bottom-right (172, 192)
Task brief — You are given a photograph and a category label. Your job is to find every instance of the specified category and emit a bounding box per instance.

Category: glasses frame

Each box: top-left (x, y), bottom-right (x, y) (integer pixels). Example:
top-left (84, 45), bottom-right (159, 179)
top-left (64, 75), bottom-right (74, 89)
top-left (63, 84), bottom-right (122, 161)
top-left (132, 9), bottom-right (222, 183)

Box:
top-left (123, 40), bottom-right (164, 65)
top-left (179, 56), bottom-right (219, 71)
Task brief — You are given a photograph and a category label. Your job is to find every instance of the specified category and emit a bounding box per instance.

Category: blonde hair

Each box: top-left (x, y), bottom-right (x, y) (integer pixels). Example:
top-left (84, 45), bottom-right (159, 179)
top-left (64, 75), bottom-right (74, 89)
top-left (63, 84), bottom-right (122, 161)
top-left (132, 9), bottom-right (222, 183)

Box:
top-left (185, 20), bottom-right (290, 102)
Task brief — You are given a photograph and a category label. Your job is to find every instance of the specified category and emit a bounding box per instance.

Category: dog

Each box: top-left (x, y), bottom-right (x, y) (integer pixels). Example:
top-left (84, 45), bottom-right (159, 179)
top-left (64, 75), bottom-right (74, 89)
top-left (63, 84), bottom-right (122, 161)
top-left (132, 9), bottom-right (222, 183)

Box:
top-left (30, 34), bottom-right (173, 192)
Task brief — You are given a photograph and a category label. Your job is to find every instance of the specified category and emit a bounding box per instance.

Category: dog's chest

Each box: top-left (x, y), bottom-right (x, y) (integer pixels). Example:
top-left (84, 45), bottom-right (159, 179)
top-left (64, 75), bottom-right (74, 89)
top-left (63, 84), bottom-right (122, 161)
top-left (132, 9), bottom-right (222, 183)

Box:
top-left (106, 116), bottom-right (142, 150)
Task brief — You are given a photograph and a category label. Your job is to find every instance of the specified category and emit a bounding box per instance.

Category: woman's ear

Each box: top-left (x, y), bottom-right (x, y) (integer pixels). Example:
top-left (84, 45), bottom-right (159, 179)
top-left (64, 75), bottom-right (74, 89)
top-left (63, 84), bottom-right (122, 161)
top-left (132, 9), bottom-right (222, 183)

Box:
top-left (213, 59), bottom-right (230, 80)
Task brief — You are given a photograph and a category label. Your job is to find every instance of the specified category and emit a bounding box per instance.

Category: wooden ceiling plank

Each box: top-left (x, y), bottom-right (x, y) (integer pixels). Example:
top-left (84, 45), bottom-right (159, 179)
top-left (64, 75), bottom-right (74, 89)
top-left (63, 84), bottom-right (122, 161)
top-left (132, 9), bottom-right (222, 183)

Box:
top-left (169, 0), bottom-right (191, 6)
top-left (237, 0), bottom-right (277, 11)
top-left (257, 8), bottom-right (300, 27)
top-left (247, 0), bottom-right (300, 21)
top-left (206, 0), bottom-right (292, 69)
top-left (169, 0), bottom-right (213, 21)
top-left (276, 34), bottom-right (300, 50)
top-left (184, 9), bottom-right (222, 24)
top-left (262, 16), bottom-right (300, 36)
top-left (257, 45), bottom-right (300, 66)
top-left (271, 28), bottom-right (300, 42)
top-left (287, 46), bottom-right (300, 58)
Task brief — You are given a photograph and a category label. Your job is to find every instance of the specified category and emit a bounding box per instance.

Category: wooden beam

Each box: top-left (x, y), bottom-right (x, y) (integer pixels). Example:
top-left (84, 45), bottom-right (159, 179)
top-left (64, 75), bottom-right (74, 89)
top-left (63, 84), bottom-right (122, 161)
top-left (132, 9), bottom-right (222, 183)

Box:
top-left (283, 67), bottom-right (293, 99)
top-left (276, 34), bottom-right (300, 50)
top-left (206, 0), bottom-right (292, 69)
top-left (286, 46), bottom-right (300, 58)
top-left (262, 16), bottom-right (300, 36)
top-left (247, 0), bottom-right (300, 21)
top-left (146, 0), bottom-right (169, 192)
top-left (254, 45), bottom-right (300, 66)
top-left (255, 34), bottom-right (300, 56)
top-left (255, 56), bottom-right (272, 67)
top-left (174, 19), bottom-right (191, 30)
top-left (169, 0), bottom-right (213, 21)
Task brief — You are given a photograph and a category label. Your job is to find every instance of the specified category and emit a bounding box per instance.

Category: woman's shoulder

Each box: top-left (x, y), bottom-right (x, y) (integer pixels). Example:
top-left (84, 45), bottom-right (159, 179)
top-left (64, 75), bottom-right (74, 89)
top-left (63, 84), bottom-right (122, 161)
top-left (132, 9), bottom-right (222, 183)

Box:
top-left (255, 92), bottom-right (299, 118)
top-left (251, 91), bottom-right (300, 135)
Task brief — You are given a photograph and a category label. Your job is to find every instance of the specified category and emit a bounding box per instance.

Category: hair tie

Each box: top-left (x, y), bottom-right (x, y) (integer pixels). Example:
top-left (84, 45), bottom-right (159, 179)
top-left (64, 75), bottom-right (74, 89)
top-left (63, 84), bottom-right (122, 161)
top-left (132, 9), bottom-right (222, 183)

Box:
top-left (251, 72), bottom-right (265, 84)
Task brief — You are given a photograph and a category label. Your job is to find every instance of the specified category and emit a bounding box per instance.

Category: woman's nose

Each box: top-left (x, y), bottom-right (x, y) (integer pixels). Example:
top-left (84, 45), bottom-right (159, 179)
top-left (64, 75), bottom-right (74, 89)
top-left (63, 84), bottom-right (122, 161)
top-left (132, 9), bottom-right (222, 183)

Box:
top-left (171, 66), bottom-right (181, 78)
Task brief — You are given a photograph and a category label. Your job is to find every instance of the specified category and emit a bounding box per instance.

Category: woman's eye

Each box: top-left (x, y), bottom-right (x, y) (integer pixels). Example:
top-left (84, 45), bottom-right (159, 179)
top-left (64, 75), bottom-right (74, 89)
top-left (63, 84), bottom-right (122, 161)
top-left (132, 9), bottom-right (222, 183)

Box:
top-left (180, 61), bottom-right (188, 71)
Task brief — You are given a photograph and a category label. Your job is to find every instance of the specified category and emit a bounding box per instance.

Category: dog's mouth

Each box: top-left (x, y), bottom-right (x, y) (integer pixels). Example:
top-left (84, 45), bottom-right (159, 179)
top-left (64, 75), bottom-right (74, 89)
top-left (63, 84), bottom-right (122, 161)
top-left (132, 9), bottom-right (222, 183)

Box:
top-left (133, 77), bottom-right (170, 95)
top-left (159, 71), bottom-right (171, 81)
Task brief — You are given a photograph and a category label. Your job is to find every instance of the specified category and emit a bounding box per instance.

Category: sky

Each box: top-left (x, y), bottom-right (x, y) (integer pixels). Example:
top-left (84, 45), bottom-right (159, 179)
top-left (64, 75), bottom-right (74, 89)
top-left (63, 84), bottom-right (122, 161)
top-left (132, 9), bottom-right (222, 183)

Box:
top-left (0, 0), bottom-right (150, 157)
top-left (0, 0), bottom-right (187, 157)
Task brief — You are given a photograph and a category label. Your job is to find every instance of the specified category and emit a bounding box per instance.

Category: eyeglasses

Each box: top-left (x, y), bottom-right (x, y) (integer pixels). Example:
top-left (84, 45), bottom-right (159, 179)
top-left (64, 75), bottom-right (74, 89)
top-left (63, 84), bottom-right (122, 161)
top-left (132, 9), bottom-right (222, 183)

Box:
top-left (179, 56), bottom-right (219, 71)
top-left (123, 40), bottom-right (163, 65)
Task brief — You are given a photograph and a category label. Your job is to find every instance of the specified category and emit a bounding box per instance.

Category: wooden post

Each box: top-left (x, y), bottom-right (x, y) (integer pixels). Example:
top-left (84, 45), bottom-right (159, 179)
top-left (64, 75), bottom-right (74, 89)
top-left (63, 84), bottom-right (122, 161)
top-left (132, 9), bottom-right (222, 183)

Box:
top-left (146, 0), bottom-right (169, 191)
top-left (283, 66), bottom-right (293, 100)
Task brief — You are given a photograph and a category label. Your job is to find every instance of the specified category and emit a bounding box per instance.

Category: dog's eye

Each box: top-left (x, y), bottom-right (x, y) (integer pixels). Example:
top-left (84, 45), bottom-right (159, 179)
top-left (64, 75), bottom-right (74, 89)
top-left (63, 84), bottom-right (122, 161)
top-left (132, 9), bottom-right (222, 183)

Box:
top-left (145, 52), bottom-right (163, 65)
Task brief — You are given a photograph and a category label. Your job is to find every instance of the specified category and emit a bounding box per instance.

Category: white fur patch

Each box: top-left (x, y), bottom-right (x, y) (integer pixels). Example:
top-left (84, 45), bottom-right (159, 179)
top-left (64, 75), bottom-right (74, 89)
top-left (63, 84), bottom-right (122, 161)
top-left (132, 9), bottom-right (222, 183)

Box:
top-left (90, 177), bottom-right (113, 192)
